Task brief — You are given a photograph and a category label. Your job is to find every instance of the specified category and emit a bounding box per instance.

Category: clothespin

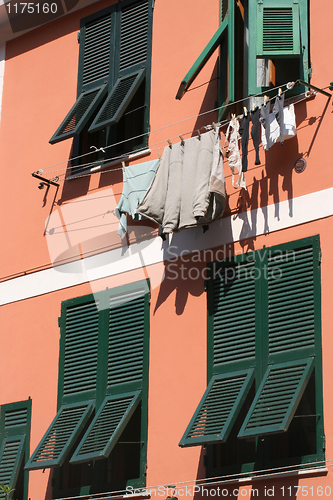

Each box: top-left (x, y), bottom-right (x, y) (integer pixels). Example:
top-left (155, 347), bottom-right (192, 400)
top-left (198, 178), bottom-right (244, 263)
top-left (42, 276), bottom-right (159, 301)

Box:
top-left (278, 88), bottom-right (282, 97)
top-left (179, 135), bottom-right (185, 146)
top-left (121, 161), bottom-right (126, 172)
top-left (252, 102), bottom-right (256, 112)
top-left (167, 139), bottom-right (172, 148)
top-left (264, 95), bottom-right (268, 106)
top-left (212, 122), bottom-right (217, 131)
top-left (243, 106), bottom-right (247, 117)
top-left (197, 130), bottom-right (201, 140)
top-left (157, 152), bottom-right (161, 160)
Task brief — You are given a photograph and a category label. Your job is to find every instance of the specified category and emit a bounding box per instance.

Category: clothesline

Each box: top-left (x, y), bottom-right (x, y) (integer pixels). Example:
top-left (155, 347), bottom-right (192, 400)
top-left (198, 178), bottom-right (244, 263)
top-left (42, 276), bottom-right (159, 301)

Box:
top-left (39, 81), bottom-right (297, 177)
top-left (43, 87), bottom-right (314, 182)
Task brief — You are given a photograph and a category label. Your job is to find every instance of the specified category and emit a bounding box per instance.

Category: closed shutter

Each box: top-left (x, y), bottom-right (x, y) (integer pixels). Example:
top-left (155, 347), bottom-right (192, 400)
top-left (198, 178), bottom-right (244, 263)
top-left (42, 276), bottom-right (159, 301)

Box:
top-left (49, 11), bottom-right (112, 144)
top-left (256, 0), bottom-right (300, 57)
top-left (89, 0), bottom-right (149, 132)
top-left (238, 357), bottom-right (314, 438)
top-left (179, 370), bottom-right (254, 447)
top-left (267, 245), bottom-right (315, 361)
top-left (25, 402), bottom-right (94, 470)
top-left (70, 391), bottom-right (141, 463)
top-left (107, 286), bottom-right (147, 390)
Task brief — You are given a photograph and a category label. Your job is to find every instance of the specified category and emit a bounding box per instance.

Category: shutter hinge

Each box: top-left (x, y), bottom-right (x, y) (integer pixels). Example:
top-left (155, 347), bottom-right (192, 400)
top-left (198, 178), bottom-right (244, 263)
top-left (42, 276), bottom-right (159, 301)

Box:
top-left (58, 316), bottom-right (61, 327)
top-left (77, 32), bottom-right (80, 43)
top-left (322, 435), bottom-right (326, 452)
top-left (318, 249), bottom-right (322, 264)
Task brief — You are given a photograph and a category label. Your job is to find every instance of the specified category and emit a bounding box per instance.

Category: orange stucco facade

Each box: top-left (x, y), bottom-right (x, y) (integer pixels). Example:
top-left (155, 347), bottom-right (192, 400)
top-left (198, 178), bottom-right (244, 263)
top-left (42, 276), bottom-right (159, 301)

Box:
top-left (0, 0), bottom-right (333, 499)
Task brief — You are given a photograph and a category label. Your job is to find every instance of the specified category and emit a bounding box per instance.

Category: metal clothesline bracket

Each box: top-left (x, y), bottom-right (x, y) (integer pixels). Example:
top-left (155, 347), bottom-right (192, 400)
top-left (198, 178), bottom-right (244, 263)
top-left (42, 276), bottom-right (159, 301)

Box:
top-left (296, 79), bottom-right (332, 98)
top-left (32, 172), bottom-right (59, 189)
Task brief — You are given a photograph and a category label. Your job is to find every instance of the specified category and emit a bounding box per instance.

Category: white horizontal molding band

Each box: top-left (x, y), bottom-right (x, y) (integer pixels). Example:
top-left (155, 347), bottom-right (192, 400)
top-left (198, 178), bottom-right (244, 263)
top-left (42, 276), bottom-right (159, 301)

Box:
top-left (1, 187), bottom-right (332, 305)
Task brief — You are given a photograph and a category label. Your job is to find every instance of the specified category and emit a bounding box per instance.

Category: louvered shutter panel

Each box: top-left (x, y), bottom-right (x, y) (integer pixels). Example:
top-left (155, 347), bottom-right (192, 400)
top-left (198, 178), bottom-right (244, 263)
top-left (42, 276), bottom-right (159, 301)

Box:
top-left (107, 285), bottom-right (148, 391)
top-left (256, 0), bottom-right (300, 57)
top-left (25, 402), bottom-right (94, 470)
top-left (0, 436), bottom-right (25, 495)
top-left (89, 0), bottom-right (149, 132)
top-left (180, 260), bottom-right (257, 447)
top-left (238, 357), bottom-right (314, 438)
top-left (267, 245), bottom-right (315, 361)
top-left (60, 297), bottom-right (100, 402)
top-left (70, 391), bottom-right (141, 463)
top-left (0, 402), bottom-right (30, 496)
top-left (210, 259), bottom-right (257, 374)
top-left (49, 12), bottom-right (112, 144)
top-left (179, 370), bottom-right (254, 447)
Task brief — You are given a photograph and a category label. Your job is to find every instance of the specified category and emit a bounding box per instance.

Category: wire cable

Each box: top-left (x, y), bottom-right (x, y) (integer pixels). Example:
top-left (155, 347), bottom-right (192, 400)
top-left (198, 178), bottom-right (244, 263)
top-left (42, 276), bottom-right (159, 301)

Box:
top-left (40, 81), bottom-right (296, 176)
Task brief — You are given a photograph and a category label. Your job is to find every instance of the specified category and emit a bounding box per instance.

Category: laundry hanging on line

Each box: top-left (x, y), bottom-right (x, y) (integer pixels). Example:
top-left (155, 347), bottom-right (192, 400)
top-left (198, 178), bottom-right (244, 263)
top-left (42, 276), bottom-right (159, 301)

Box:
top-left (261, 103), bottom-right (297, 151)
top-left (136, 128), bottom-right (226, 236)
top-left (223, 115), bottom-right (246, 190)
top-left (116, 158), bottom-right (159, 239)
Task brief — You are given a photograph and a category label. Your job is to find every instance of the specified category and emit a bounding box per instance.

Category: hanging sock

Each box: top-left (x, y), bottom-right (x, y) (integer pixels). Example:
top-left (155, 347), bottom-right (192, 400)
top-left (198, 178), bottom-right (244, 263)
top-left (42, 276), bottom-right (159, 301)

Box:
top-left (260, 102), bottom-right (270, 150)
top-left (250, 107), bottom-right (261, 165)
top-left (239, 112), bottom-right (250, 173)
top-left (273, 91), bottom-right (285, 145)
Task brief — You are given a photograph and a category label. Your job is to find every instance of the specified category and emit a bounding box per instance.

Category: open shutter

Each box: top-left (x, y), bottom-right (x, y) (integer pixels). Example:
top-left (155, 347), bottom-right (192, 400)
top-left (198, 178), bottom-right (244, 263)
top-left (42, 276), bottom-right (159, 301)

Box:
top-left (26, 296), bottom-right (100, 470)
top-left (176, 17), bottom-right (228, 100)
top-left (0, 436), bottom-right (25, 494)
top-left (179, 370), bottom-right (254, 447)
top-left (89, 69), bottom-right (145, 131)
top-left (238, 357), bottom-right (314, 438)
top-left (180, 259), bottom-right (257, 448)
top-left (25, 402), bottom-right (94, 470)
top-left (49, 85), bottom-right (107, 144)
top-left (49, 11), bottom-right (112, 144)
top-left (89, 0), bottom-right (149, 133)
top-left (70, 391), bottom-right (141, 463)
top-left (256, 0), bottom-right (300, 57)
top-left (0, 401), bottom-right (31, 496)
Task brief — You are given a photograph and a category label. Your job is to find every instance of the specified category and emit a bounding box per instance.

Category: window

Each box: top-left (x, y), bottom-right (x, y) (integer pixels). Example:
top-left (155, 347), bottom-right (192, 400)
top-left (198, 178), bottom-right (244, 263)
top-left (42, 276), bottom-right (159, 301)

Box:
top-left (25, 281), bottom-right (150, 498)
top-left (0, 399), bottom-right (31, 500)
top-left (176, 0), bottom-right (309, 119)
top-left (180, 236), bottom-right (324, 478)
top-left (50, 0), bottom-right (153, 170)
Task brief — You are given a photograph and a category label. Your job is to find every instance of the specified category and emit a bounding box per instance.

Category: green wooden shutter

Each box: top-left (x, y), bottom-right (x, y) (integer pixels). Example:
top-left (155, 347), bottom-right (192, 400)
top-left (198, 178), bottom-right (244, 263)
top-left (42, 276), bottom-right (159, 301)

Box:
top-left (59, 297), bottom-right (100, 403)
top-left (49, 85), bottom-right (107, 144)
top-left (89, 69), bottom-right (145, 132)
top-left (209, 258), bottom-right (257, 376)
top-left (89, 0), bottom-right (149, 133)
top-left (267, 245), bottom-right (315, 362)
top-left (238, 357), bottom-right (314, 438)
top-left (107, 285), bottom-right (148, 392)
top-left (0, 401), bottom-right (31, 497)
top-left (25, 402), bottom-right (94, 470)
top-left (176, 17), bottom-right (228, 100)
top-left (256, 0), bottom-right (300, 57)
top-left (180, 259), bottom-right (257, 447)
top-left (179, 370), bottom-right (254, 447)
top-left (70, 391), bottom-right (141, 463)
top-left (49, 11), bottom-right (112, 144)
top-left (0, 436), bottom-right (25, 497)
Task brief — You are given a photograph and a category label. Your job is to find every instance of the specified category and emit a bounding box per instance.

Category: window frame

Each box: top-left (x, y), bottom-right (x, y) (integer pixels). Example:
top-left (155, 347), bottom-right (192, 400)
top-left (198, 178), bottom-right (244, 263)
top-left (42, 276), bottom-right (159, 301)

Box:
top-left (180, 236), bottom-right (325, 478)
top-left (25, 280), bottom-right (150, 497)
top-left (50, 0), bottom-right (153, 170)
